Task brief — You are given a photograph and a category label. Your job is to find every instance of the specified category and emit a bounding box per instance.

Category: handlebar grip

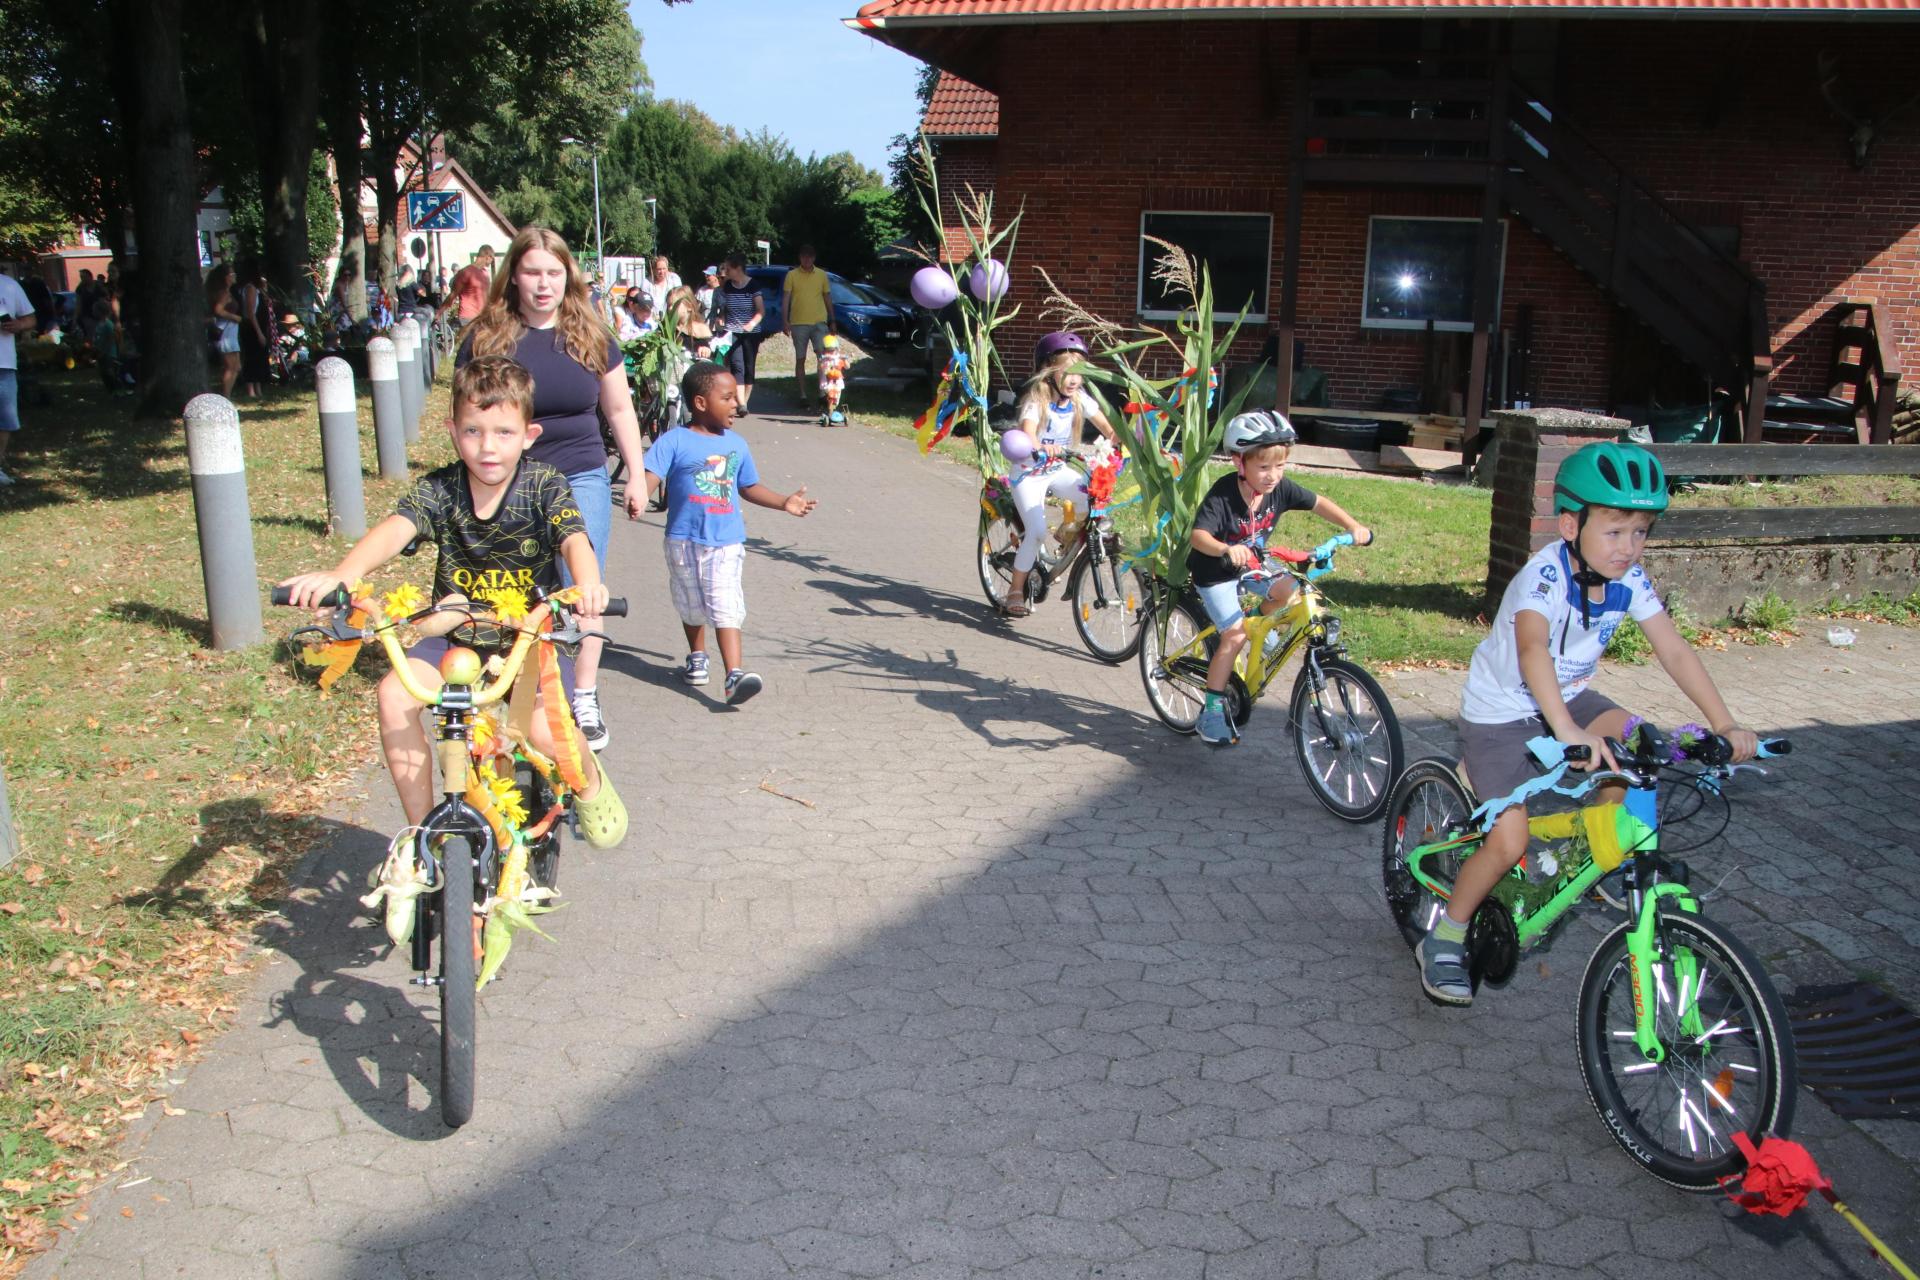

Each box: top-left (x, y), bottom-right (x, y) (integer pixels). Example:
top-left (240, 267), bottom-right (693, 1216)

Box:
top-left (272, 586), bottom-right (351, 608)
top-left (1758, 738), bottom-right (1791, 758)
top-left (1563, 745), bottom-right (1593, 764)
top-left (604, 598), bottom-right (628, 618)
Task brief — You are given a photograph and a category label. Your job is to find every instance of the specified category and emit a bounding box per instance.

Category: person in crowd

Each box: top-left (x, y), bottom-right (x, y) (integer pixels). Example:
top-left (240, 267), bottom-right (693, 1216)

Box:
top-left (236, 257), bottom-right (272, 399)
top-left (638, 255), bottom-right (681, 315)
top-left (93, 299), bottom-right (135, 390)
top-left (781, 244), bottom-right (835, 410)
top-left (710, 255), bottom-right (765, 417)
top-left (0, 267), bottom-right (34, 485)
top-left (666, 285), bottom-right (712, 359)
top-left (641, 362), bottom-right (816, 704)
top-left (206, 263), bottom-right (243, 397)
top-left (456, 225), bottom-right (646, 752)
top-left (21, 274), bottom-right (53, 336)
top-left (436, 244), bottom-right (496, 336)
top-left (695, 266), bottom-right (719, 316)
top-left (397, 264), bottom-right (422, 312)
top-left (616, 290), bottom-right (655, 343)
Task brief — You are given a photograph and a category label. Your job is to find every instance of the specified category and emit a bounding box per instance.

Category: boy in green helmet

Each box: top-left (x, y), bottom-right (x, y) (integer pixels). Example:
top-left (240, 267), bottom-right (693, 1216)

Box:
top-left (1419, 440), bottom-right (1759, 1006)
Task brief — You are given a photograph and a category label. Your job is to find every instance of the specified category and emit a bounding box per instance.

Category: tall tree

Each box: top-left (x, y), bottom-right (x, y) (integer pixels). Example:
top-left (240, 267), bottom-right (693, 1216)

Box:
top-left (234, 0), bottom-right (322, 304)
top-left (109, 0), bottom-right (206, 416)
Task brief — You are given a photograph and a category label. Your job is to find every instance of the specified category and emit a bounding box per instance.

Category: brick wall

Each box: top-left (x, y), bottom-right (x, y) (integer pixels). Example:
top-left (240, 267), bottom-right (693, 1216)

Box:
top-left (930, 140), bottom-right (998, 264)
top-left (965, 17), bottom-right (1920, 408)
top-left (1484, 409), bottom-right (1629, 607)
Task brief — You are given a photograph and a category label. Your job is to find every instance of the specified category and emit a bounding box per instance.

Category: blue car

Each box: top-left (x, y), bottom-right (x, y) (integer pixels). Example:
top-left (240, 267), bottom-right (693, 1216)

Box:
top-left (741, 267), bottom-right (916, 349)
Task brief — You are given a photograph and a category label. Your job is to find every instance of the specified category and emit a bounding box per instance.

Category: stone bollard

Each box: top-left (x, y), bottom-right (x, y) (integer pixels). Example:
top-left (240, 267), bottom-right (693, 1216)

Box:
top-left (393, 317), bottom-right (422, 445)
top-left (367, 337), bottom-right (408, 479)
top-left (314, 356), bottom-right (367, 539)
top-left (183, 394), bottom-right (264, 650)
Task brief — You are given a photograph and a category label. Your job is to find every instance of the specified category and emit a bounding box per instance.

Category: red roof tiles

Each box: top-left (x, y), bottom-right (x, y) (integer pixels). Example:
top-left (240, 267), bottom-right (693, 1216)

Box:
top-left (922, 72), bottom-right (1000, 136)
top-left (856, 0), bottom-right (1920, 20)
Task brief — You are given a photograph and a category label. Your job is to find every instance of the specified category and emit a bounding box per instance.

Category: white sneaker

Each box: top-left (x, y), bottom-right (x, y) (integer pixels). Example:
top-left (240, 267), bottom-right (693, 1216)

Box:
top-left (571, 688), bottom-right (609, 753)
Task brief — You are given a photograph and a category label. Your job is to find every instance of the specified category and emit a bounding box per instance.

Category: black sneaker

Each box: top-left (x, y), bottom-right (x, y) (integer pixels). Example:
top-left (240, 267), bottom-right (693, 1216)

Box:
top-left (724, 670), bottom-right (763, 706)
top-left (572, 688), bottom-right (610, 752)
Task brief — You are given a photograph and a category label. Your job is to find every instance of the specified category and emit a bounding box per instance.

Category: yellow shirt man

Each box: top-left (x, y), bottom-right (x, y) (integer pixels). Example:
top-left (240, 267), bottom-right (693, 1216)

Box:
top-left (782, 245), bottom-right (837, 404)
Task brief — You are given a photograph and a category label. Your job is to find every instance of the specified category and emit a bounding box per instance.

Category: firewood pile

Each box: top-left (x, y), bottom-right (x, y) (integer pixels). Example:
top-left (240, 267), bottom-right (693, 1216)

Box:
top-left (1894, 386), bottom-right (1920, 443)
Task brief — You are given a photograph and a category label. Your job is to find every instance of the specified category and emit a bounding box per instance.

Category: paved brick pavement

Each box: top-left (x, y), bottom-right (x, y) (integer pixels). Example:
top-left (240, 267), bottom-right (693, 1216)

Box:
top-left (29, 415), bottom-right (1920, 1279)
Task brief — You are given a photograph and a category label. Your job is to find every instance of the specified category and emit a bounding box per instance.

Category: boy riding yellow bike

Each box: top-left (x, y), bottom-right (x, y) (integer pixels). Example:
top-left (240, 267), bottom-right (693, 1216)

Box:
top-left (278, 356), bottom-right (627, 859)
top-left (1189, 410), bottom-right (1371, 746)
top-left (1422, 439), bottom-right (1756, 1006)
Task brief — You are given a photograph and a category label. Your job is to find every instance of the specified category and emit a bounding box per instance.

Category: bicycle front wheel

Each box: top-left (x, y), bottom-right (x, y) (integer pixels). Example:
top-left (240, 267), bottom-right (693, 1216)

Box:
top-left (1139, 591), bottom-right (1210, 733)
top-left (1067, 546), bottom-right (1150, 663)
top-left (1577, 909), bottom-right (1795, 1191)
top-left (978, 512), bottom-right (1018, 608)
top-left (1381, 758), bottom-right (1477, 950)
top-left (437, 834), bottom-right (478, 1129)
top-left (1290, 656), bottom-right (1404, 822)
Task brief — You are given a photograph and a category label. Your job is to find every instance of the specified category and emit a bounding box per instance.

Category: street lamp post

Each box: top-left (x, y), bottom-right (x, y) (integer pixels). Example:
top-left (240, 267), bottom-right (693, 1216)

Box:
top-left (644, 197), bottom-right (657, 257)
top-left (561, 137), bottom-right (604, 275)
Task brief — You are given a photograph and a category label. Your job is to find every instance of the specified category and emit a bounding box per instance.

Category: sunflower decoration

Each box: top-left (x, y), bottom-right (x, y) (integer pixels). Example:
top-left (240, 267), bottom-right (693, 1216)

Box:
top-left (382, 582), bottom-right (427, 618)
top-left (479, 585), bottom-right (531, 624)
top-left (483, 767), bottom-right (530, 828)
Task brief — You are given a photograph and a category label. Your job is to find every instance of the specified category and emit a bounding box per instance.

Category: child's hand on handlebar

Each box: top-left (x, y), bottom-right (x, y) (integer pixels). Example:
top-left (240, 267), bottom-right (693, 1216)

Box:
top-left (1715, 725), bottom-right (1759, 763)
top-left (1227, 544), bottom-right (1256, 570)
top-left (574, 583), bottom-right (609, 621)
top-left (1351, 525), bottom-right (1374, 547)
top-left (1559, 724), bottom-right (1617, 773)
top-left (277, 572), bottom-right (348, 611)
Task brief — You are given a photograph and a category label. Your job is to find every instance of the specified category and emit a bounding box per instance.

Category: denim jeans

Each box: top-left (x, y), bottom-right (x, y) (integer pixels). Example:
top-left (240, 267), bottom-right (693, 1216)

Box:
top-left (560, 464), bottom-right (612, 583)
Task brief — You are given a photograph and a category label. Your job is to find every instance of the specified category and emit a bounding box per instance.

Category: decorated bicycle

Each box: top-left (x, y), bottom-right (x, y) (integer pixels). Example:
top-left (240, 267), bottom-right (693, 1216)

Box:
top-left (275, 581), bottom-right (627, 1128)
top-left (1381, 720), bottom-right (1798, 1190)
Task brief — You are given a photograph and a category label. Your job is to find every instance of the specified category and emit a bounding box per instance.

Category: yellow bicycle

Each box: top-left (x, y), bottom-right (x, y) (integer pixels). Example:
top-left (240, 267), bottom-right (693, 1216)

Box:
top-left (1138, 533), bottom-right (1404, 821)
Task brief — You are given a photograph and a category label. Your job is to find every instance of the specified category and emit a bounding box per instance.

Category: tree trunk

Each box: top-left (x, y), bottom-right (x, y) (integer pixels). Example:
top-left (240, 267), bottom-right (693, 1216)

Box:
top-left (111, 0), bottom-right (207, 418)
top-left (371, 139), bottom-right (401, 307)
top-left (238, 0), bottom-right (321, 307)
top-left (323, 57), bottom-right (367, 321)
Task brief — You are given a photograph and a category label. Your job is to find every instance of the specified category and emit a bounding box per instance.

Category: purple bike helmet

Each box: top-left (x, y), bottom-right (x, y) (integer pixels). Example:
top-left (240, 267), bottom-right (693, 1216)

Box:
top-left (1032, 330), bottom-right (1088, 372)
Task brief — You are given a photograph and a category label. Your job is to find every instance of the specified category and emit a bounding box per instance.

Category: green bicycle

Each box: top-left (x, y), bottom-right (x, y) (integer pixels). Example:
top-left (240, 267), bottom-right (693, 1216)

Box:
top-left (1138, 533), bottom-right (1404, 821)
top-left (1381, 723), bottom-right (1796, 1190)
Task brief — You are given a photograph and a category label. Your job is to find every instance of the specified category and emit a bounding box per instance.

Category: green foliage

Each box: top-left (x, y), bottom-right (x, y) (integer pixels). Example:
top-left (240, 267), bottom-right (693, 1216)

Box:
top-left (1733, 591), bottom-right (1797, 635)
top-left (224, 153), bottom-right (340, 282)
top-left (1604, 617), bottom-right (1654, 665)
top-left (1819, 587), bottom-right (1920, 625)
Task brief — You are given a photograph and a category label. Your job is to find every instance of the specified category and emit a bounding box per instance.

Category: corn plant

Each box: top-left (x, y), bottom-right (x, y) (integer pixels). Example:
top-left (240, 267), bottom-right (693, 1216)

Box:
top-left (1040, 238), bottom-right (1262, 590)
top-left (905, 135), bottom-right (1023, 479)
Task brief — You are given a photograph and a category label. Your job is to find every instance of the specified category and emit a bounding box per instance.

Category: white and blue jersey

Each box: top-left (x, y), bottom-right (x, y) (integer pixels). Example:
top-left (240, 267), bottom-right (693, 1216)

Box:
top-left (1461, 541), bottom-right (1665, 725)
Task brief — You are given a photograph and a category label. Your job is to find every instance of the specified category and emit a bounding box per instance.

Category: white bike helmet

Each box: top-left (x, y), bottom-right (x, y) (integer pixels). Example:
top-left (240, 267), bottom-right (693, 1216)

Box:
top-left (1222, 410), bottom-right (1298, 454)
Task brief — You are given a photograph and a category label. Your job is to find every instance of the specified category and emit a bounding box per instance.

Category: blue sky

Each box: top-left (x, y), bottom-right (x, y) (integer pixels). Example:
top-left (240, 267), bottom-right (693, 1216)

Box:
top-left (627, 0), bottom-right (928, 175)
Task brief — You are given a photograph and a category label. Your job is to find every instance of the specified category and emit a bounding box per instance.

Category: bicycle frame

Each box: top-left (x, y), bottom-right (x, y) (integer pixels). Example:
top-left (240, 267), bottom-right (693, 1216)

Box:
top-left (1402, 771), bottom-right (1699, 1063)
top-left (1157, 570), bottom-right (1329, 701)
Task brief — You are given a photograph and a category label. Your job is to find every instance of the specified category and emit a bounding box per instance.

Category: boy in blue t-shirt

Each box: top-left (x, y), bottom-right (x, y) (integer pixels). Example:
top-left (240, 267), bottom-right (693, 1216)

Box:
top-left (642, 362), bottom-right (816, 704)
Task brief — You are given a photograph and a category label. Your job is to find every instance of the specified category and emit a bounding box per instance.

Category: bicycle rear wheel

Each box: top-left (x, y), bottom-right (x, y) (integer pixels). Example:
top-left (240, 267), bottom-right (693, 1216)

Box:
top-left (1381, 758), bottom-right (1477, 949)
top-left (978, 512), bottom-right (1019, 608)
top-left (1577, 909), bottom-right (1795, 1191)
top-left (437, 834), bottom-right (477, 1129)
top-left (1067, 543), bottom-right (1150, 663)
top-left (1139, 591), bottom-right (1210, 733)
top-left (1291, 656), bottom-right (1404, 822)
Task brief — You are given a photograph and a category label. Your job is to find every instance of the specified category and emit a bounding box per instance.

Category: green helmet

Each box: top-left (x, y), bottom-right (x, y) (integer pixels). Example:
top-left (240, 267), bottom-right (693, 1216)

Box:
top-left (1554, 441), bottom-right (1669, 515)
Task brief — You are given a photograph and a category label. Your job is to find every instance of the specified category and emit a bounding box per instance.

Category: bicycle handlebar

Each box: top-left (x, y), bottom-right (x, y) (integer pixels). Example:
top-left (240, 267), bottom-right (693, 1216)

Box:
top-left (1560, 733), bottom-right (1790, 768)
top-left (270, 586), bottom-right (628, 617)
top-left (272, 586), bottom-right (626, 706)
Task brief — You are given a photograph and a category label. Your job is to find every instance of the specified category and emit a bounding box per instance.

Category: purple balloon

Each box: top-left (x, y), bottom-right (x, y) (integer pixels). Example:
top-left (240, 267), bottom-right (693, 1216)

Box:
top-left (910, 266), bottom-right (959, 310)
top-left (968, 259), bottom-right (1009, 302)
top-left (999, 428), bottom-right (1037, 463)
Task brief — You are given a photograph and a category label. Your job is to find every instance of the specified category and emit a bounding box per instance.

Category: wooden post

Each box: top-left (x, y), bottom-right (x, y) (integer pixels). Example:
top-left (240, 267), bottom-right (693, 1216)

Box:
top-left (1463, 64), bottom-right (1509, 471)
top-left (1277, 68), bottom-right (1308, 414)
top-left (0, 763), bottom-right (17, 871)
top-left (1743, 287), bottom-right (1771, 444)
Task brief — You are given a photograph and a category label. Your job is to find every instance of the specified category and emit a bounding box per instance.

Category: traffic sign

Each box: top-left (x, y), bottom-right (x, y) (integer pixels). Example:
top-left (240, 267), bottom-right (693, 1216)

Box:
top-left (407, 190), bottom-right (466, 232)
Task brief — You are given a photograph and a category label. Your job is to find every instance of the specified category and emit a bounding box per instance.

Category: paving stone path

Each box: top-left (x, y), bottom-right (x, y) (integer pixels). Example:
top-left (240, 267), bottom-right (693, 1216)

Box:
top-left (31, 416), bottom-right (1920, 1279)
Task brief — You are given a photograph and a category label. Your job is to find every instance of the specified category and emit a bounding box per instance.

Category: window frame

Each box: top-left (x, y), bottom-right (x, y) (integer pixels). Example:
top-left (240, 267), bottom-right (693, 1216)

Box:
top-left (1136, 210), bottom-right (1274, 324)
top-left (1360, 214), bottom-right (1508, 334)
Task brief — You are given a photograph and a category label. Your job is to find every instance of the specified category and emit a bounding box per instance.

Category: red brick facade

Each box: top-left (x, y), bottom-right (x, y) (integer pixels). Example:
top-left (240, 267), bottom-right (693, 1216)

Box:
top-left (935, 17), bottom-right (1920, 408)
top-left (930, 139), bottom-right (999, 263)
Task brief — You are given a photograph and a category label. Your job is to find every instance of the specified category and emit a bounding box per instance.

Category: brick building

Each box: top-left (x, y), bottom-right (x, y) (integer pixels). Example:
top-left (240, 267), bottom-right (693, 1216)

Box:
top-left (852, 0), bottom-right (1920, 448)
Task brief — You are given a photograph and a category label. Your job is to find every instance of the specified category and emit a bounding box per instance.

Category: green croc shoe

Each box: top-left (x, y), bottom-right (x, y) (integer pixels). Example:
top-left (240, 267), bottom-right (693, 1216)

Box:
top-left (575, 770), bottom-right (629, 850)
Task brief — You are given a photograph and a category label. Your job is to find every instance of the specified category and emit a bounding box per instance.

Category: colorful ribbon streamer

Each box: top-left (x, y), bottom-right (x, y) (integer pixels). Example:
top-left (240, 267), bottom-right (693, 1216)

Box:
top-left (915, 352), bottom-right (987, 454)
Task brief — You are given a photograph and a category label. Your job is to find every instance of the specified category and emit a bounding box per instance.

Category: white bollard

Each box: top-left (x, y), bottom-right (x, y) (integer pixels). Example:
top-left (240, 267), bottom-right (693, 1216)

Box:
top-left (183, 394), bottom-right (264, 650)
top-left (367, 337), bottom-right (408, 479)
top-left (315, 356), bottom-right (367, 538)
top-left (393, 317), bottom-right (422, 445)
top-left (415, 306), bottom-right (438, 384)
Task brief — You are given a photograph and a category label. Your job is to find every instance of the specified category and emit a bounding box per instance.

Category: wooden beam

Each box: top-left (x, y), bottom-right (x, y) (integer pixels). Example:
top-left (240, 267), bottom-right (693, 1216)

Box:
top-left (1658, 506), bottom-right (1920, 541)
top-left (1301, 157), bottom-right (1487, 187)
top-left (1306, 117), bottom-right (1491, 143)
top-left (1278, 70), bottom-right (1307, 413)
top-left (1646, 443), bottom-right (1920, 476)
top-left (1463, 65), bottom-right (1507, 472)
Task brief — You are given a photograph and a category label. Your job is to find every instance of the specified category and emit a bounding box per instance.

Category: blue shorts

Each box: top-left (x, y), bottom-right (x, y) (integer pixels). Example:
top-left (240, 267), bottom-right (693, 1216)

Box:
top-left (1196, 580), bottom-right (1246, 631)
top-left (0, 369), bottom-right (18, 432)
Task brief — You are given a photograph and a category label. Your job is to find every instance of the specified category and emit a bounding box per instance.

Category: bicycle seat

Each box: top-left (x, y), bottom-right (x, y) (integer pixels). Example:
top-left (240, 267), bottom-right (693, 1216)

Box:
top-left (1266, 547), bottom-right (1313, 565)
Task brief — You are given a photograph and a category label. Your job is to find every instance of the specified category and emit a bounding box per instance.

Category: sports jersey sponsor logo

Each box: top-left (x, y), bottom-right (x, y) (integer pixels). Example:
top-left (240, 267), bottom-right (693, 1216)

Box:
top-left (549, 507), bottom-right (580, 527)
top-left (448, 566), bottom-right (537, 593)
top-left (520, 538), bottom-right (540, 557)
top-left (1540, 564), bottom-right (1558, 582)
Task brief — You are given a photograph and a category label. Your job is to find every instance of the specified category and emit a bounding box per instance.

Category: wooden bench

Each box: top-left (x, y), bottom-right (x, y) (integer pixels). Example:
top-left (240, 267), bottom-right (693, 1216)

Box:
top-left (1648, 443), bottom-right (1920, 540)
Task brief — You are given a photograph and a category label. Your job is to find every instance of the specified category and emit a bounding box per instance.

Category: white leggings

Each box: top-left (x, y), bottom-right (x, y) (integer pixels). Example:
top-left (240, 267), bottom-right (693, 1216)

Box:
top-left (1011, 464), bottom-right (1090, 572)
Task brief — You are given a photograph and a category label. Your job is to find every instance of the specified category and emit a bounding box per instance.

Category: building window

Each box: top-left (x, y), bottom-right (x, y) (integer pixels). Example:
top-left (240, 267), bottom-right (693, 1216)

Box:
top-left (1138, 212), bottom-right (1271, 322)
top-left (1361, 215), bottom-right (1506, 332)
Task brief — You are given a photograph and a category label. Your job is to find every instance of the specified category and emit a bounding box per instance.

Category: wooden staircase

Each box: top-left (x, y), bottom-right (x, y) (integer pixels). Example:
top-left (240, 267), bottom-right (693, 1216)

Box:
top-left (1293, 63), bottom-right (1776, 444)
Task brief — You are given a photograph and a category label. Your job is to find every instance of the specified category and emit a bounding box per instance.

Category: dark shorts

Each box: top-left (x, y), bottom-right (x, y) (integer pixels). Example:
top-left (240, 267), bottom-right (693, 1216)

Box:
top-left (1457, 689), bottom-right (1624, 804)
top-left (725, 333), bottom-right (760, 385)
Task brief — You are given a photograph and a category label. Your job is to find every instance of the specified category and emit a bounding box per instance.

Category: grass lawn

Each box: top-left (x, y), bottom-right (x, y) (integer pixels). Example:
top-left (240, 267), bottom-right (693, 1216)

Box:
top-left (1670, 471), bottom-right (1920, 509)
top-left (834, 344), bottom-right (1494, 667)
top-left (0, 359), bottom-right (445, 1266)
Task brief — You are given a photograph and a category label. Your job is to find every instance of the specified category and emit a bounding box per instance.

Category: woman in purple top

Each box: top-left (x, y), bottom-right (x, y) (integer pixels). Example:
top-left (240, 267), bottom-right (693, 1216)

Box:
top-left (457, 225), bottom-right (645, 752)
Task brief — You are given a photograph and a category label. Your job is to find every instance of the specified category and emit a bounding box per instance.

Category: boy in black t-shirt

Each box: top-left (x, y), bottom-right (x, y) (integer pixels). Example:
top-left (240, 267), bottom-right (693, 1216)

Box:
top-left (1189, 411), bottom-right (1372, 747)
top-left (279, 357), bottom-right (627, 847)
